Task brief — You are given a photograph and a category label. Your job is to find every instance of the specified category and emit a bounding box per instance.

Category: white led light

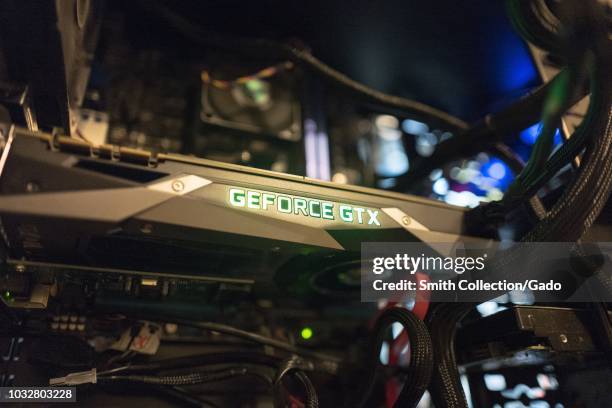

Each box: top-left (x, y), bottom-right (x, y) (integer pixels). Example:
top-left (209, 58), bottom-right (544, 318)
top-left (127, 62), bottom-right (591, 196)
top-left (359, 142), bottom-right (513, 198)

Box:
top-left (483, 373), bottom-right (506, 391)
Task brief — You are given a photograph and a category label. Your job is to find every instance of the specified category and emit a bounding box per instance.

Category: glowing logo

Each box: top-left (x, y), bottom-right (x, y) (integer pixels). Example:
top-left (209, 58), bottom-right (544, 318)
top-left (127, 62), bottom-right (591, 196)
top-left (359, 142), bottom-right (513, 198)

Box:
top-left (228, 188), bottom-right (381, 226)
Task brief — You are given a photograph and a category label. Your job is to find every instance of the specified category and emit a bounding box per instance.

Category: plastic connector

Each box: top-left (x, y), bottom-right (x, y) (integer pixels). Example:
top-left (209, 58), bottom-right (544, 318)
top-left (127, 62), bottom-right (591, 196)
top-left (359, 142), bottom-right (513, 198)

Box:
top-left (49, 368), bottom-right (97, 386)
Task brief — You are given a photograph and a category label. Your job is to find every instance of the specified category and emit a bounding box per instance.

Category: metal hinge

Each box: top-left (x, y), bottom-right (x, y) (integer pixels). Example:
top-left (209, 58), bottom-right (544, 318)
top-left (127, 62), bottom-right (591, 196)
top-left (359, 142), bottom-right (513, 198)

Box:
top-left (51, 133), bottom-right (160, 167)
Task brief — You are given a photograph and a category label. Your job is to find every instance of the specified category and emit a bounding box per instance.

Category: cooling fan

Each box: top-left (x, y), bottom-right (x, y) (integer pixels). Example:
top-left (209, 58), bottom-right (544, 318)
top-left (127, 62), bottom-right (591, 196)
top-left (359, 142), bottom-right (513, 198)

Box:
top-left (200, 62), bottom-right (301, 142)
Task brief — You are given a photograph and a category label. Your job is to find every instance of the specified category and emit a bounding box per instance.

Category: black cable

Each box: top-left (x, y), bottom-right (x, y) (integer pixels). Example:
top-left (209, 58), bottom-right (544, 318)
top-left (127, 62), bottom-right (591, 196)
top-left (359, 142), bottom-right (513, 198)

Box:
top-left (500, 0), bottom-right (612, 247)
top-left (134, 317), bottom-right (340, 366)
top-left (492, 142), bottom-right (547, 220)
top-left (506, 0), bottom-right (563, 54)
top-left (463, 4), bottom-right (601, 236)
top-left (501, 0), bottom-right (607, 208)
top-left (143, 1), bottom-right (468, 132)
top-left (98, 351), bottom-right (283, 376)
top-left (290, 48), bottom-right (468, 131)
top-left (392, 68), bottom-right (588, 191)
top-left (272, 357), bottom-right (319, 408)
top-left (464, 142), bottom-right (548, 237)
top-left (425, 303), bottom-right (473, 408)
top-left (524, 74), bottom-right (612, 243)
top-left (101, 366), bottom-right (272, 386)
top-left (294, 371), bottom-right (319, 408)
top-left (428, 5), bottom-right (611, 408)
top-left (355, 307), bottom-right (433, 408)
top-left (506, 61), bottom-right (597, 206)
top-left (504, 69), bottom-right (575, 200)
top-left (467, 66), bottom-right (589, 231)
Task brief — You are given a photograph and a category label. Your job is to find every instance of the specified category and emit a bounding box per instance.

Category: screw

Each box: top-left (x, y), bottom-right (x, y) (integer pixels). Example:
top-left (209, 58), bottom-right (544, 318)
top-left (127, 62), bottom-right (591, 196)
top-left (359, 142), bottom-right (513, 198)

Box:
top-left (560, 334), bottom-right (568, 343)
top-left (402, 216), bottom-right (411, 226)
top-left (171, 180), bottom-right (184, 192)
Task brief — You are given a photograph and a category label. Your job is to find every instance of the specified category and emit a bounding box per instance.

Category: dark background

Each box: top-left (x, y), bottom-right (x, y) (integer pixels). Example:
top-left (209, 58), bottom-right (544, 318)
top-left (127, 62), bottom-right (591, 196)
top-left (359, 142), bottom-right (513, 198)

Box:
top-left (119, 0), bottom-right (540, 122)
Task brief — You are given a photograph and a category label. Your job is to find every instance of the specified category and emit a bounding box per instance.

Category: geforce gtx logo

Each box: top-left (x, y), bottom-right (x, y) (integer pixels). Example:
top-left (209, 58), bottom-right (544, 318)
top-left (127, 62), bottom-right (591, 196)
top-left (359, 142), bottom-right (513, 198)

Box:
top-left (228, 188), bottom-right (381, 226)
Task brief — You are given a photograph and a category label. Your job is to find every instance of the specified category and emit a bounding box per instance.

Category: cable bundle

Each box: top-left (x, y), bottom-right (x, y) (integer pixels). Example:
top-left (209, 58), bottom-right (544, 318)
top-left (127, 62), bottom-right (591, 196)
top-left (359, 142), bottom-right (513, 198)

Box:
top-left (356, 307), bottom-right (433, 408)
top-left (428, 2), bottom-right (612, 408)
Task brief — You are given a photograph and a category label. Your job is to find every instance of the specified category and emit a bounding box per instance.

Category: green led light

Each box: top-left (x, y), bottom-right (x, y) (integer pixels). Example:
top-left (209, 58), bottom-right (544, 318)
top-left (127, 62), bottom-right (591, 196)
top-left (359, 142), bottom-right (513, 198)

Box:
top-left (227, 187), bottom-right (381, 226)
top-left (245, 79), bottom-right (265, 93)
top-left (300, 327), bottom-right (313, 340)
top-left (244, 79), bottom-right (270, 106)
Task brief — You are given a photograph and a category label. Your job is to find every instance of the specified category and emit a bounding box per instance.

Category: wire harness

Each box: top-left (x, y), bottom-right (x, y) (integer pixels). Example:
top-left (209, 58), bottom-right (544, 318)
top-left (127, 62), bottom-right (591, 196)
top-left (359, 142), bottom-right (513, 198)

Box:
top-left (355, 307), bottom-right (433, 408)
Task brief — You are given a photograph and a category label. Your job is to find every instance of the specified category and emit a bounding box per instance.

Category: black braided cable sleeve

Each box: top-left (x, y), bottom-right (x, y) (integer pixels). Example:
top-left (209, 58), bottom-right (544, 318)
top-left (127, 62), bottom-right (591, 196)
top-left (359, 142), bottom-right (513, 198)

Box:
top-left (426, 9), bottom-right (611, 407)
top-left (356, 307), bottom-right (433, 408)
top-left (295, 371), bottom-right (319, 408)
top-left (425, 303), bottom-right (474, 408)
top-left (101, 367), bottom-right (257, 386)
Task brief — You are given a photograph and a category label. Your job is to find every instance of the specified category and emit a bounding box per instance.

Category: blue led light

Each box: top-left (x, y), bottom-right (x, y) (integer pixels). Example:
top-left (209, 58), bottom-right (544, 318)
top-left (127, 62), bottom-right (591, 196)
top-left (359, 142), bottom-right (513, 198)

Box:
top-left (433, 177), bottom-right (450, 195)
top-left (520, 123), bottom-right (541, 145)
top-left (401, 119), bottom-right (428, 135)
top-left (553, 128), bottom-right (562, 145)
top-left (488, 162), bottom-right (507, 180)
top-left (494, 31), bottom-right (539, 93)
top-left (376, 144), bottom-right (409, 176)
top-left (520, 122), bottom-right (563, 146)
top-left (481, 157), bottom-right (514, 190)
